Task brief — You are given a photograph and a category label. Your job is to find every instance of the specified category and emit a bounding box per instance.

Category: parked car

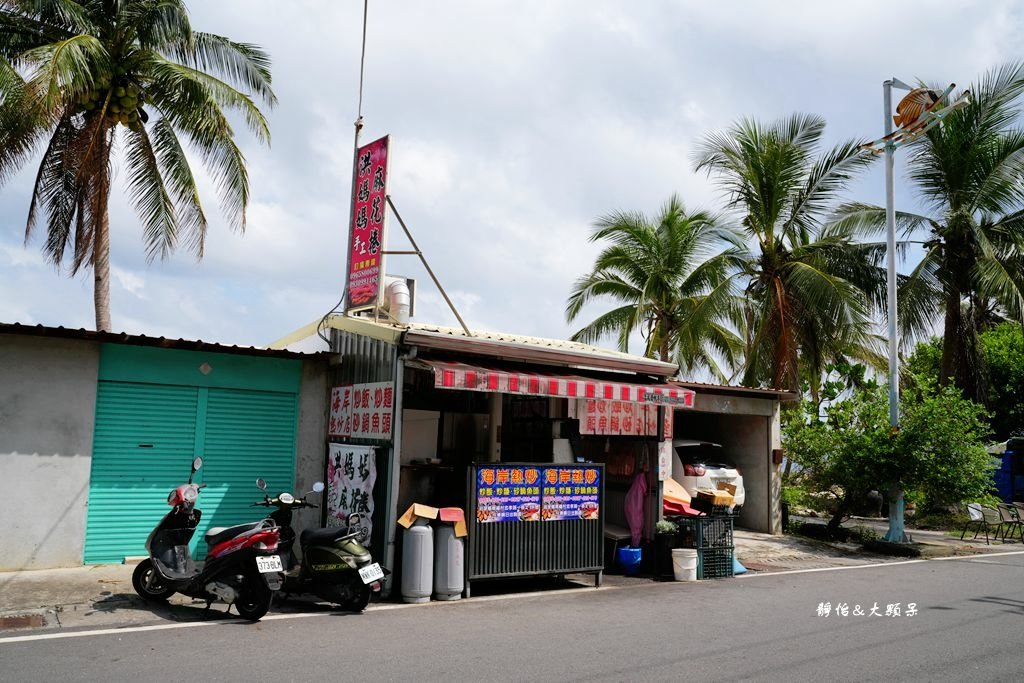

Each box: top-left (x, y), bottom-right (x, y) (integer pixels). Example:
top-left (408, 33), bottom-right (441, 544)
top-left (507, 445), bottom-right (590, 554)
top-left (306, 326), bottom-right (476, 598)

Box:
top-left (673, 439), bottom-right (745, 510)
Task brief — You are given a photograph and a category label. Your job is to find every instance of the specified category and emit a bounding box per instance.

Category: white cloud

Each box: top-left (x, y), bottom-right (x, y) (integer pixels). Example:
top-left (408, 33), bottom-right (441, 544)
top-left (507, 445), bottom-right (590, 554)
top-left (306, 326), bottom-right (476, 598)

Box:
top-left (111, 266), bottom-right (146, 299)
top-left (2, 0), bottom-right (1022, 357)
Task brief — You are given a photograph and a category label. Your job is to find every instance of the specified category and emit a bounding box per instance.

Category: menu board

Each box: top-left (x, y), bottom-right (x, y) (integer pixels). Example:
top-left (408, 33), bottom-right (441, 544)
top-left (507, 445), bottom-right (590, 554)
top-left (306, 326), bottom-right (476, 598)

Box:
top-left (475, 466), bottom-right (542, 523)
top-left (541, 466), bottom-right (601, 521)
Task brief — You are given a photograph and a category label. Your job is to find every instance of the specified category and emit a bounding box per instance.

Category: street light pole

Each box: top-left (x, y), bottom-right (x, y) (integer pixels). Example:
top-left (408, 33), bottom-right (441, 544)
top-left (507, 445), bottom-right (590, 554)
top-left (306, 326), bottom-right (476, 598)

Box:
top-left (884, 79), bottom-right (900, 429)
top-left (863, 78), bottom-right (968, 544)
top-left (883, 78), bottom-right (908, 543)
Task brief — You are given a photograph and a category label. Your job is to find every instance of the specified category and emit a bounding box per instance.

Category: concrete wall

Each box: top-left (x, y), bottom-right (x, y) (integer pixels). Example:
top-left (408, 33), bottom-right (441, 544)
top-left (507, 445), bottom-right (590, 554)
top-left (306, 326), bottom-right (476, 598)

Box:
top-left (0, 335), bottom-right (100, 569)
top-left (673, 393), bottom-right (783, 534)
top-left (292, 358), bottom-right (329, 538)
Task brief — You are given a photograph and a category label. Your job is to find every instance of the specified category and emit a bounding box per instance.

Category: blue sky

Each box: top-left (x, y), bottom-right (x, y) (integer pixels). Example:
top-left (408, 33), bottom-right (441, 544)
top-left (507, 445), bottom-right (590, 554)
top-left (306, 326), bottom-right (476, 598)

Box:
top-left (2, 0), bottom-right (1022, 354)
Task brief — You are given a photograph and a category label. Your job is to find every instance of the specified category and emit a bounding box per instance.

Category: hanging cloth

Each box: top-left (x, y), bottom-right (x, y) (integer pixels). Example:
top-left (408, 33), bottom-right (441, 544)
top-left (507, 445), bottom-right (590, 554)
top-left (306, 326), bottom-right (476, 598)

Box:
top-left (624, 471), bottom-right (648, 547)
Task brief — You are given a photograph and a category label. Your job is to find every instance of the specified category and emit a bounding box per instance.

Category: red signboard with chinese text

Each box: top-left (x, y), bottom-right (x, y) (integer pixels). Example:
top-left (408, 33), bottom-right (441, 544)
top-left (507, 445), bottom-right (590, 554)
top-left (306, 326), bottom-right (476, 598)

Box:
top-left (328, 381), bottom-right (395, 441)
top-left (346, 135), bottom-right (390, 311)
top-left (570, 399), bottom-right (670, 437)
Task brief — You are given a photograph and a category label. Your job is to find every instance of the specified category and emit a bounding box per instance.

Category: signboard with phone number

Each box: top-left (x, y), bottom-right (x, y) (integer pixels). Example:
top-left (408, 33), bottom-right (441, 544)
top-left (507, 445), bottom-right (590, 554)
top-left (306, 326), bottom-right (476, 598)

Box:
top-left (475, 466), bottom-right (600, 523)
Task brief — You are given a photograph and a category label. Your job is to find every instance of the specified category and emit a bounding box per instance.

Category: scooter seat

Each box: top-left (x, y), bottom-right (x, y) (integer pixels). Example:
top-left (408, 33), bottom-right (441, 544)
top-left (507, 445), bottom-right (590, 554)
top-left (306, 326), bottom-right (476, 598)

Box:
top-left (205, 522), bottom-right (262, 547)
top-left (300, 526), bottom-right (354, 546)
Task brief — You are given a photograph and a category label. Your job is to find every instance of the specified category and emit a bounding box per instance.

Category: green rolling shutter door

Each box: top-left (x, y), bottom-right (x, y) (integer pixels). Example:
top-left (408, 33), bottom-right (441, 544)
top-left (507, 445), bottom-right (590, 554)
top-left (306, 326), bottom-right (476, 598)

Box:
top-left (84, 346), bottom-right (300, 564)
top-left (84, 383), bottom-right (199, 564)
top-left (195, 388), bottom-right (297, 554)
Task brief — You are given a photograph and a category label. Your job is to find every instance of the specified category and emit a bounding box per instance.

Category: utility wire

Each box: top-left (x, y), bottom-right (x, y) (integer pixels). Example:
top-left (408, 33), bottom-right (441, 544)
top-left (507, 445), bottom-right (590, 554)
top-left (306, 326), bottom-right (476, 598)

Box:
top-left (317, 0), bottom-right (370, 346)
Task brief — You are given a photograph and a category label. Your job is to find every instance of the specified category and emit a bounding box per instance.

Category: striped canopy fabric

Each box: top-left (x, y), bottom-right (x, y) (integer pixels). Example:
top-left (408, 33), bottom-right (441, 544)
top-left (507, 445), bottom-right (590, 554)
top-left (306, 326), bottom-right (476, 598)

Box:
top-left (419, 360), bottom-right (695, 408)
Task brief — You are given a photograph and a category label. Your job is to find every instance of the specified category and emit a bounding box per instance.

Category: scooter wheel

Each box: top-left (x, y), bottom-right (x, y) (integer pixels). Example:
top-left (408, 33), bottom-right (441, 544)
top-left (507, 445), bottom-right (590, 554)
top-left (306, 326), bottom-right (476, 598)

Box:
top-left (132, 559), bottom-right (175, 602)
top-left (235, 577), bottom-right (273, 621)
top-left (338, 583), bottom-right (371, 612)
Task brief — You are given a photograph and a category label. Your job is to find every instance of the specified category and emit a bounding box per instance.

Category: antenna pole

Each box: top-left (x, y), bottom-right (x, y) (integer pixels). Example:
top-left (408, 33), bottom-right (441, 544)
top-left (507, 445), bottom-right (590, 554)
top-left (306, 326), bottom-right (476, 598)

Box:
top-left (385, 195), bottom-right (472, 336)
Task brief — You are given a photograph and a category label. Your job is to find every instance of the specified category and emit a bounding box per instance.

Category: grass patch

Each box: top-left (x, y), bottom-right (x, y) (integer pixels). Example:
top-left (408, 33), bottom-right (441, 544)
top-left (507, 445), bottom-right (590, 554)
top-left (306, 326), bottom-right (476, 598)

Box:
top-left (907, 510), bottom-right (969, 531)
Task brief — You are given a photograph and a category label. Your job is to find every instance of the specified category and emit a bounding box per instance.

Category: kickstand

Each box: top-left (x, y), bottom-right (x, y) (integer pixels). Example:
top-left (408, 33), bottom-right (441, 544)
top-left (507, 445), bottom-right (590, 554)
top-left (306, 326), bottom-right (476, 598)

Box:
top-left (202, 600), bottom-right (214, 620)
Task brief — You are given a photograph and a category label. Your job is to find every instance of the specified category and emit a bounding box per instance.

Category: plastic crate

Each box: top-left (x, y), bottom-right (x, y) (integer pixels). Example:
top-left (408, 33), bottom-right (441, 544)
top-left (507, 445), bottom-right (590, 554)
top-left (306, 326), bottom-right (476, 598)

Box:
top-left (673, 516), bottom-right (734, 549)
top-left (697, 547), bottom-right (734, 579)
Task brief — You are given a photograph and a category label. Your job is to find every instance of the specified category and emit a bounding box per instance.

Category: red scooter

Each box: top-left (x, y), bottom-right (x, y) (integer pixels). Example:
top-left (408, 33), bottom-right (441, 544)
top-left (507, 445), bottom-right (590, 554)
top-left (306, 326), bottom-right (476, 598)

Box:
top-left (132, 457), bottom-right (284, 621)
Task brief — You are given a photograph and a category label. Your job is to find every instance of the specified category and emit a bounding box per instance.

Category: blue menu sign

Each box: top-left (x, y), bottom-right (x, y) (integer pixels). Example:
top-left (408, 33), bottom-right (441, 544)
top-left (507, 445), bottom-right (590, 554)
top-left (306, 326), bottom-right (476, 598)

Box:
top-left (475, 466), bottom-right (542, 523)
top-left (541, 466), bottom-right (601, 521)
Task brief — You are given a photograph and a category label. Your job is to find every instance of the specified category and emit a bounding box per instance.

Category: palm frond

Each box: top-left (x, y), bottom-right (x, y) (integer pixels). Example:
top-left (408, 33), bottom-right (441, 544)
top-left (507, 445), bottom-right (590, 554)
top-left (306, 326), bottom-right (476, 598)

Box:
top-left (786, 139), bottom-right (875, 236)
top-left (828, 202), bottom-right (933, 239)
top-left (565, 270), bottom-right (641, 322)
top-left (122, 122), bottom-right (179, 261)
top-left (20, 33), bottom-right (109, 108)
top-left (149, 116), bottom-right (207, 256)
top-left (896, 246), bottom-right (943, 343)
top-left (182, 32), bottom-right (275, 107)
top-left (569, 304), bottom-right (640, 352)
top-left (144, 53), bottom-right (269, 143)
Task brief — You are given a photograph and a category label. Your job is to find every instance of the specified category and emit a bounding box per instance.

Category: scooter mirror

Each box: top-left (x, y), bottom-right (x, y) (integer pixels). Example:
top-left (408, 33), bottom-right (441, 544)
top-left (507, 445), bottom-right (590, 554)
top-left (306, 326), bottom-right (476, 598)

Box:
top-left (312, 481), bottom-right (325, 493)
top-left (256, 477), bottom-right (267, 490)
top-left (192, 457), bottom-right (203, 472)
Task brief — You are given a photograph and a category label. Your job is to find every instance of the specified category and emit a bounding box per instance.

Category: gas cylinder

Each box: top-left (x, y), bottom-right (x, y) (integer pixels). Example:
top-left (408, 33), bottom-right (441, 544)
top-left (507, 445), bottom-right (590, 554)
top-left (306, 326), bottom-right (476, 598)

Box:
top-left (401, 518), bottom-right (433, 604)
top-left (433, 525), bottom-right (464, 601)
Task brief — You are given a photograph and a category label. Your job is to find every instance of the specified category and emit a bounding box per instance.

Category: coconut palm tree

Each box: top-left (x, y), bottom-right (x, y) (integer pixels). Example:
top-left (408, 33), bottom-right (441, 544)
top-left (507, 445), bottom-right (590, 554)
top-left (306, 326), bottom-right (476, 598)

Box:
top-left (834, 64), bottom-right (1024, 405)
top-left (566, 194), bottom-right (745, 380)
top-left (693, 114), bottom-right (882, 392)
top-left (0, 0), bottom-right (275, 331)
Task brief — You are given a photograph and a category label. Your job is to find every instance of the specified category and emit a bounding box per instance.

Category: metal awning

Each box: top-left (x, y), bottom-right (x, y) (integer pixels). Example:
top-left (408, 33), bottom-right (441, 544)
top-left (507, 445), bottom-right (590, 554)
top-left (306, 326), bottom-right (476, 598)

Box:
top-left (414, 359), bottom-right (695, 407)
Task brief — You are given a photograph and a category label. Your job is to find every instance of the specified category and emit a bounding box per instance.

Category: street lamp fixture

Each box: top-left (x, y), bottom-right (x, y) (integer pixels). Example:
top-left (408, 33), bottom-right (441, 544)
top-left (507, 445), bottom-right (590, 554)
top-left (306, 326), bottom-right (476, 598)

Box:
top-left (861, 79), bottom-right (969, 543)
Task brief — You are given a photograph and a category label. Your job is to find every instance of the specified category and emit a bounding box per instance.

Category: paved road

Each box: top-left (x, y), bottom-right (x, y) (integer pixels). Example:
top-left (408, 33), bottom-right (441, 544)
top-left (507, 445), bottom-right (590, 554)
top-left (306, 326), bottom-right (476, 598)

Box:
top-left (2, 552), bottom-right (1023, 682)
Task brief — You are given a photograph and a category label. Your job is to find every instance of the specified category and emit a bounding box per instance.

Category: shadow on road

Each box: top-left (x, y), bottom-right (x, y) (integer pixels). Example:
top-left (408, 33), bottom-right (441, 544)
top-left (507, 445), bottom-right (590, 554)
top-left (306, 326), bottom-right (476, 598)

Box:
top-left (89, 591), bottom-right (369, 622)
top-left (970, 596), bottom-right (1024, 614)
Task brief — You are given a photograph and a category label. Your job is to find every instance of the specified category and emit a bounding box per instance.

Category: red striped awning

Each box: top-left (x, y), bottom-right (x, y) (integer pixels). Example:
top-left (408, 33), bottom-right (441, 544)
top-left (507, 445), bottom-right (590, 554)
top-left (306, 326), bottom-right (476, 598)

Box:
top-left (418, 360), bottom-right (695, 408)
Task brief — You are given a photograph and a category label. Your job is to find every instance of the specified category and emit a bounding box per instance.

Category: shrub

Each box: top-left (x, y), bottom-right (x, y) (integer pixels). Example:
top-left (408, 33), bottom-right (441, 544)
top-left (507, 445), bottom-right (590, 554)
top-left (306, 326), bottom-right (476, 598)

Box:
top-left (783, 378), bottom-right (995, 535)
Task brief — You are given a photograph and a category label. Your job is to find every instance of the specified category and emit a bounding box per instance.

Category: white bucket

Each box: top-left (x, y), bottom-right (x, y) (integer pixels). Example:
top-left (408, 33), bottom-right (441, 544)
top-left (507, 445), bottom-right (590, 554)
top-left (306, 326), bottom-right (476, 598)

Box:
top-left (672, 548), bottom-right (698, 582)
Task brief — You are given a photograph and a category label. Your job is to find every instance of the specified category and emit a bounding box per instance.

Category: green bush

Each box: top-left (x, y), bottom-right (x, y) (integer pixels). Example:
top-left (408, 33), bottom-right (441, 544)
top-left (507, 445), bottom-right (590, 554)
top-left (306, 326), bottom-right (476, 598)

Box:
top-left (907, 324), bottom-right (1024, 440)
top-left (783, 378), bottom-right (995, 534)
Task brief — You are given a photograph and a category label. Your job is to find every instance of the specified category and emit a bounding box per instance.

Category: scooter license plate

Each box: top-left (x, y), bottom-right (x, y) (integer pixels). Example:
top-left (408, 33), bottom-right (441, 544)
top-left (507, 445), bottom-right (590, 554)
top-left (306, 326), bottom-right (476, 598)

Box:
top-left (358, 562), bottom-right (384, 584)
top-left (256, 555), bottom-right (283, 573)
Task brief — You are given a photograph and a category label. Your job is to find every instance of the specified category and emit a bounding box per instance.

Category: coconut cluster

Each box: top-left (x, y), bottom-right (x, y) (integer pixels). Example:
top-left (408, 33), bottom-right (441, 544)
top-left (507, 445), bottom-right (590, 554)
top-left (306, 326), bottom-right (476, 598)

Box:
top-left (74, 71), bottom-right (146, 127)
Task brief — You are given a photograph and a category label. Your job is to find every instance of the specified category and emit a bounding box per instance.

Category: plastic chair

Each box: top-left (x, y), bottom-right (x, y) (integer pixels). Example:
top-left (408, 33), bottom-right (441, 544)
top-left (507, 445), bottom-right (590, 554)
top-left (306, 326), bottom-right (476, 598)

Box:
top-left (997, 504), bottom-right (1023, 541)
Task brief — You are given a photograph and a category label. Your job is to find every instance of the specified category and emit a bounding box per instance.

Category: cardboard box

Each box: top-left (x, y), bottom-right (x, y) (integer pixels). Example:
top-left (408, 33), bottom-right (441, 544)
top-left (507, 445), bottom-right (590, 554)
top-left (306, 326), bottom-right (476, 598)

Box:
top-left (716, 482), bottom-right (737, 496)
top-left (695, 488), bottom-right (735, 506)
top-left (439, 507), bottom-right (468, 538)
top-left (397, 503), bottom-right (439, 529)
top-left (397, 504), bottom-right (468, 537)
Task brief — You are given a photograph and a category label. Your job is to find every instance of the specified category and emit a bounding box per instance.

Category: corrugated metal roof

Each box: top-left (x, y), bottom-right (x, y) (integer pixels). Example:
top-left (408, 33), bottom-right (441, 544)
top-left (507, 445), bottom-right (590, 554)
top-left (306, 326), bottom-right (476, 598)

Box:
top-left (267, 314), bottom-right (794, 399)
top-left (0, 322), bottom-right (325, 361)
top-left (302, 314), bottom-right (678, 377)
top-left (404, 321), bottom-right (653, 361)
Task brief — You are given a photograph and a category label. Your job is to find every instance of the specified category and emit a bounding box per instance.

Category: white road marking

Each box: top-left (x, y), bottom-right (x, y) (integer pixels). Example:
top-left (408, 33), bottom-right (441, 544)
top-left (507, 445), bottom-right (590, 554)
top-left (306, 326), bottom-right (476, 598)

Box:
top-left (0, 584), bottom-right (621, 644)
top-left (5, 551), bottom-right (1021, 644)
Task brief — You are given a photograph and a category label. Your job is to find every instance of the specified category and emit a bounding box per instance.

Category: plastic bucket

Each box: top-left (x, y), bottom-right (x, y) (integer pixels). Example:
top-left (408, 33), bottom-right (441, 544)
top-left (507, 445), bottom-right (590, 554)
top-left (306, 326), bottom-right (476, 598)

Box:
top-left (672, 548), bottom-right (698, 581)
top-left (616, 547), bottom-right (642, 576)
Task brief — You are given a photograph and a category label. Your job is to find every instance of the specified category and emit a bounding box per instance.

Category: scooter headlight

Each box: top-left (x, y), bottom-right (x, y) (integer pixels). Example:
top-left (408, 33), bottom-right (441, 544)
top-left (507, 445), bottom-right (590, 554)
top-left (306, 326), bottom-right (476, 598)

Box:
top-left (279, 492), bottom-right (295, 505)
top-left (183, 486), bottom-right (198, 503)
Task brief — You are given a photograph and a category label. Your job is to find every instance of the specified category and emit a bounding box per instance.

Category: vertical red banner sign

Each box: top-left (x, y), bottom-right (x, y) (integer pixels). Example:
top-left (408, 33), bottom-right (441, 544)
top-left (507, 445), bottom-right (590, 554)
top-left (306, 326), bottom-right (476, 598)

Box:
top-left (346, 135), bottom-right (390, 311)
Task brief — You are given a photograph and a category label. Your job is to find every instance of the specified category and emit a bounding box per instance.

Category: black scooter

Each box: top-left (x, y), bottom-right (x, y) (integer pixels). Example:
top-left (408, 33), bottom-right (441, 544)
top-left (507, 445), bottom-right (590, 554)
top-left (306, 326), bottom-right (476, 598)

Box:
top-left (132, 457), bottom-right (284, 621)
top-left (252, 478), bottom-right (385, 611)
